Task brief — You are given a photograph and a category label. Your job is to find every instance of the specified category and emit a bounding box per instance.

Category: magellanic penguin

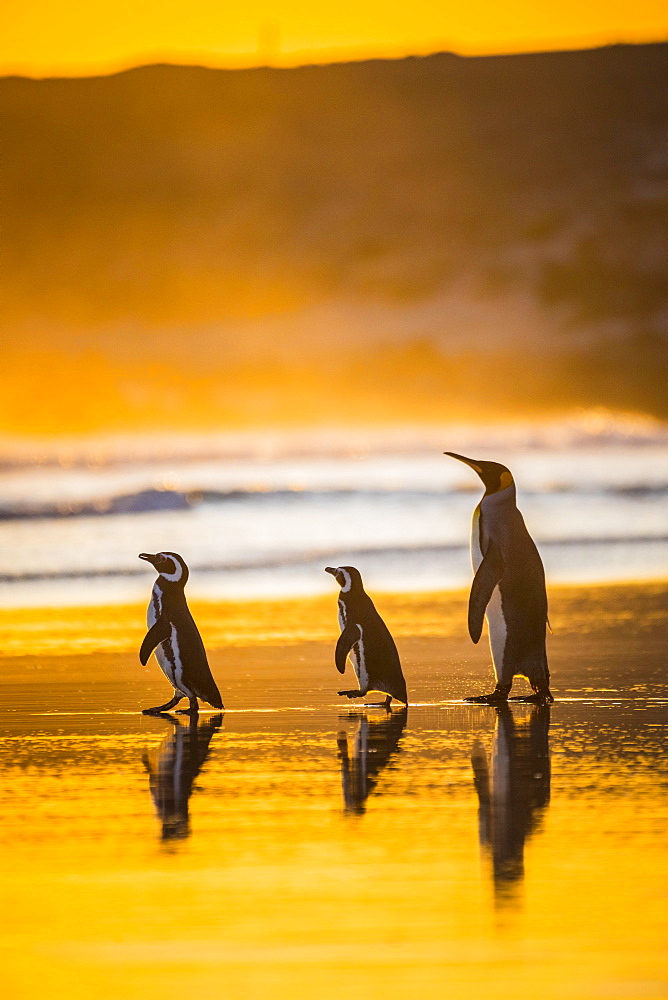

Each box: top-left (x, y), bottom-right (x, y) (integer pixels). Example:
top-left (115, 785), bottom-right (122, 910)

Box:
top-left (325, 565), bottom-right (408, 709)
top-left (138, 552), bottom-right (224, 715)
top-left (444, 454), bottom-right (553, 704)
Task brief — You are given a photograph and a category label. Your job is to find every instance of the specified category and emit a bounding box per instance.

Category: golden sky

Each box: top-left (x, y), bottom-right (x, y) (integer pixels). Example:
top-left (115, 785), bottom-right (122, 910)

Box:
top-left (3, 0), bottom-right (667, 76)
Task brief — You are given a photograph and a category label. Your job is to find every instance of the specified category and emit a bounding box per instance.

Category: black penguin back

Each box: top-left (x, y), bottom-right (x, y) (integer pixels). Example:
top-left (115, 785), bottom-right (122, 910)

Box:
top-left (161, 580), bottom-right (223, 709)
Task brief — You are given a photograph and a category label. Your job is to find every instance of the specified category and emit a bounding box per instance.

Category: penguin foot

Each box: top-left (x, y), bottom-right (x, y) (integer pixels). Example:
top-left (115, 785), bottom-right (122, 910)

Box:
top-left (363, 698), bottom-right (392, 711)
top-left (509, 691), bottom-right (554, 705)
top-left (464, 681), bottom-right (511, 705)
top-left (142, 693), bottom-right (184, 715)
top-left (464, 692), bottom-right (509, 705)
top-left (175, 697), bottom-right (200, 716)
top-left (338, 690), bottom-right (365, 699)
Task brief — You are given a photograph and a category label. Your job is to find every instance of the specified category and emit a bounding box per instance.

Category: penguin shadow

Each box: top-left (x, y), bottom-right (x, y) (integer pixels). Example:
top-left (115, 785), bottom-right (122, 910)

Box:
top-left (142, 713), bottom-right (223, 841)
top-left (471, 703), bottom-right (551, 907)
top-left (337, 707), bottom-right (408, 815)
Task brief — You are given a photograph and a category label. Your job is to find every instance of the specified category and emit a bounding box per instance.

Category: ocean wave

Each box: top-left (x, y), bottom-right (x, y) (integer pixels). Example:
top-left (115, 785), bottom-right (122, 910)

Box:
top-left (1, 536), bottom-right (665, 583)
top-left (1, 481), bottom-right (666, 522)
top-left (0, 488), bottom-right (195, 520)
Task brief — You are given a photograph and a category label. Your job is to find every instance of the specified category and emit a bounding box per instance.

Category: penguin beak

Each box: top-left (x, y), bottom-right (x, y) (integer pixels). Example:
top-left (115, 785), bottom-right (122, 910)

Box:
top-left (139, 552), bottom-right (159, 566)
top-left (444, 452), bottom-right (482, 474)
top-left (324, 567), bottom-right (337, 576)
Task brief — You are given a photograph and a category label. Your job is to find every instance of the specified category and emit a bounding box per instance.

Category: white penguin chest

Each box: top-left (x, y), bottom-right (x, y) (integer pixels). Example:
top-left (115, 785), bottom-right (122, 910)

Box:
top-left (337, 600), bottom-right (346, 633)
top-left (147, 585), bottom-right (187, 692)
top-left (471, 502), bottom-right (508, 678)
top-left (471, 505), bottom-right (483, 571)
top-left (148, 584), bottom-right (162, 627)
top-left (339, 599), bottom-right (367, 690)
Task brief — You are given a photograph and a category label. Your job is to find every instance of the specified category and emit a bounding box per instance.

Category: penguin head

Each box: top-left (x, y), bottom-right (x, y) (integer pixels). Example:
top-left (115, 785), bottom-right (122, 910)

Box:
top-left (325, 565), bottom-right (364, 594)
top-left (139, 551), bottom-right (189, 585)
top-left (444, 453), bottom-right (515, 495)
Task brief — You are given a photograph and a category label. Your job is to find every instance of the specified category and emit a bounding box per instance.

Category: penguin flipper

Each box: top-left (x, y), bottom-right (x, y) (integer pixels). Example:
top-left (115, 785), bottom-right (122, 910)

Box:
top-left (335, 623), bottom-right (362, 674)
top-left (140, 617), bottom-right (172, 665)
top-left (468, 542), bottom-right (504, 644)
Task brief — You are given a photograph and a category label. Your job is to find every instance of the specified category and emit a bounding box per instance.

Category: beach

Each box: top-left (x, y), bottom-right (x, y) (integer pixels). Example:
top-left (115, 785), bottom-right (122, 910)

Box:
top-left (3, 26), bottom-right (666, 998)
top-left (1, 581), bottom-right (666, 999)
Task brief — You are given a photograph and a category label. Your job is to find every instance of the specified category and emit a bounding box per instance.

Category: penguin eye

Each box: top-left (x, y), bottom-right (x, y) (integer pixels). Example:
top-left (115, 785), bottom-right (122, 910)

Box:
top-left (158, 557), bottom-right (176, 574)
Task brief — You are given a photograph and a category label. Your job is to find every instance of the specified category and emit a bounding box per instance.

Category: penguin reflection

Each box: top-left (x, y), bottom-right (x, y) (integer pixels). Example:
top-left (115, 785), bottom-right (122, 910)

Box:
top-left (337, 708), bottom-right (407, 814)
top-left (143, 713), bottom-right (222, 840)
top-left (471, 704), bottom-right (550, 903)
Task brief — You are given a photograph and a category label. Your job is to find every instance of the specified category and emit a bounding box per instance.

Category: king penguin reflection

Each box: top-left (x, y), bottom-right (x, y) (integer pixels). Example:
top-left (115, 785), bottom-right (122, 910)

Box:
top-left (471, 704), bottom-right (551, 902)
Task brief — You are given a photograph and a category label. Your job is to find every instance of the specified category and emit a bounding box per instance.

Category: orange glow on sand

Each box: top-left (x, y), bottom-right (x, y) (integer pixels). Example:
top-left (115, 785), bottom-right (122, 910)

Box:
top-left (0, 583), bottom-right (663, 657)
top-left (0, 584), bottom-right (666, 1000)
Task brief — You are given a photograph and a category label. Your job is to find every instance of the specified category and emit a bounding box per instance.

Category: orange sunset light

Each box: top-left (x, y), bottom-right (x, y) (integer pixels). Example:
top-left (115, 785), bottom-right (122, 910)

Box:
top-left (3, 0), bottom-right (668, 76)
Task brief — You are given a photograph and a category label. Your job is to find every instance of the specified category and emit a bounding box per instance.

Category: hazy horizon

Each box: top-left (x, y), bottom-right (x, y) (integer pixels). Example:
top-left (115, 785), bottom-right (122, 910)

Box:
top-left (3, 43), bottom-right (665, 435)
top-left (4, 0), bottom-right (668, 78)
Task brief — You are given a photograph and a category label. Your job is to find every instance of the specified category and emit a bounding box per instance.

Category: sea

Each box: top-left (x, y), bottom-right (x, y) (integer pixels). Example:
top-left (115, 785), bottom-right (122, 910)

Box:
top-left (0, 414), bottom-right (666, 607)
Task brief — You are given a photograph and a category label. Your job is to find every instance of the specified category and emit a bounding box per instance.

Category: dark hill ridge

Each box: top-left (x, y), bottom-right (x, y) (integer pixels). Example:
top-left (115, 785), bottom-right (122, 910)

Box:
top-left (1, 44), bottom-right (666, 428)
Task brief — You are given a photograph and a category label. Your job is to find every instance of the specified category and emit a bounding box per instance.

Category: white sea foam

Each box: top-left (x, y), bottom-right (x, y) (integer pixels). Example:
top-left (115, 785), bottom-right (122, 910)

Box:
top-left (0, 417), bottom-right (666, 606)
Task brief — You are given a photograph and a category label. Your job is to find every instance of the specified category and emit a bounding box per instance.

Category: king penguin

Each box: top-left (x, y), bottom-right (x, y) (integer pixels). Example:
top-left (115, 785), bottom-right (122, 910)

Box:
top-left (138, 551), bottom-right (224, 715)
top-left (444, 454), bottom-right (553, 704)
top-left (325, 565), bottom-right (408, 709)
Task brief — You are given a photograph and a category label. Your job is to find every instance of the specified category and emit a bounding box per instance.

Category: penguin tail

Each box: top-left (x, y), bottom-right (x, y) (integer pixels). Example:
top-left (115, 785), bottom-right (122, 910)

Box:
top-left (207, 690), bottom-right (224, 710)
top-left (194, 682), bottom-right (223, 710)
top-left (525, 651), bottom-right (550, 694)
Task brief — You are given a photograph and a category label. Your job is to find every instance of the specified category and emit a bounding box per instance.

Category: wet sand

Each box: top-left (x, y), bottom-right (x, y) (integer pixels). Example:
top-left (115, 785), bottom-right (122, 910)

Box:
top-left (0, 582), bottom-right (666, 999)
